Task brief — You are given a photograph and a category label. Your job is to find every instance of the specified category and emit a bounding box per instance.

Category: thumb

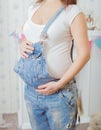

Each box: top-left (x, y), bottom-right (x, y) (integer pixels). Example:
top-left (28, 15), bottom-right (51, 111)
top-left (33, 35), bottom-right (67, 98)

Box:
top-left (38, 84), bottom-right (47, 89)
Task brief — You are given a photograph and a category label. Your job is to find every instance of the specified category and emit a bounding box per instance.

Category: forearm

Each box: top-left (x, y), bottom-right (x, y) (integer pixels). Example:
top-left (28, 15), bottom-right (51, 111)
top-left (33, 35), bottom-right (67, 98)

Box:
top-left (56, 12), bottom-right (91, 89)
top-left (57, 54), bottom-right (90, 89)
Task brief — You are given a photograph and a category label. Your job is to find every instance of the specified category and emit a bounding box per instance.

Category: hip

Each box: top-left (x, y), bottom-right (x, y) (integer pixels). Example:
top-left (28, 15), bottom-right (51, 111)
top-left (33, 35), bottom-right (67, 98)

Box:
top-left (24, 79), bottom-right (78, 104)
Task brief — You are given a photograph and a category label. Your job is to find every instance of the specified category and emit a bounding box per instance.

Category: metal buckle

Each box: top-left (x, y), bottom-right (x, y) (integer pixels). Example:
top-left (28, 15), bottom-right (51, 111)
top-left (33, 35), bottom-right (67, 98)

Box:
top-left (40, 33), bottom-right (48, 44)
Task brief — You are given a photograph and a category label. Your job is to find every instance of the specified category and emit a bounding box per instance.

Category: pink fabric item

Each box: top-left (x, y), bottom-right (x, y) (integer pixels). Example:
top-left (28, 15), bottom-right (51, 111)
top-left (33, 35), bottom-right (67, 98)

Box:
top-left (89, 40), bottom-right (92, 49)
top-left (19, 34), bottom-right (26, 42)
top-left (9, 31), bottom-right (26, 43)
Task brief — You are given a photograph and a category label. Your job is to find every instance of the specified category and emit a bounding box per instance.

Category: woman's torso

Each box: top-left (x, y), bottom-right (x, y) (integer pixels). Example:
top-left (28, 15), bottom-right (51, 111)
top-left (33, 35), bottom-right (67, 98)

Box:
top-left (23, 3), bottom-right (81, 79)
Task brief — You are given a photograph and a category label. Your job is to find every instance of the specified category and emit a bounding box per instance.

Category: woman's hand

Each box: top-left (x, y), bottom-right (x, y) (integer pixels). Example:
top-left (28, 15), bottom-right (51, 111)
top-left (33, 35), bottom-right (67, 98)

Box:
top-left (19, 39), bottom-right (34, 59)
top-left (35, 81), bottom-right (62, 95)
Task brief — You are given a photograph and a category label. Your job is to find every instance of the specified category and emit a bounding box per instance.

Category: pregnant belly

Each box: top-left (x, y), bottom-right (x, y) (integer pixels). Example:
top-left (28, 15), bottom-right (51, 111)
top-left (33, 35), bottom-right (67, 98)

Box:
top-left (46, 52), bottom-right (72, 79)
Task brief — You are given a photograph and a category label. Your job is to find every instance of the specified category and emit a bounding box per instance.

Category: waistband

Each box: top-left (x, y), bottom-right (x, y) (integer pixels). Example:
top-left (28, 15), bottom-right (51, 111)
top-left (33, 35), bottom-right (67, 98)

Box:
top-left (60, 78), bottom-right (77, 91)
top-left (68, 78), bottom-right (76, 84)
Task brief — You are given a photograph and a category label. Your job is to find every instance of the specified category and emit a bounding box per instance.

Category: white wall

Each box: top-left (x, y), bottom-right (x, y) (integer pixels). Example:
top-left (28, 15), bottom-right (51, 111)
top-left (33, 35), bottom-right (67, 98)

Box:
top-left (0, 0), bottom-right (33, 113)
top-left (78, 0), bottom-right (101, 30)
top-left (89, 42), bottom-right (101, 114)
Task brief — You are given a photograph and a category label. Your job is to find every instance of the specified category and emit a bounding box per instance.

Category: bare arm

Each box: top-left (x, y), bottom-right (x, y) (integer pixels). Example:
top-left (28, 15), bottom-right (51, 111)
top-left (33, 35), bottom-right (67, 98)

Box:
top-left (36, 13), bottom-right (90, 95)
top-left (58, 12), bottom-right (90, 88)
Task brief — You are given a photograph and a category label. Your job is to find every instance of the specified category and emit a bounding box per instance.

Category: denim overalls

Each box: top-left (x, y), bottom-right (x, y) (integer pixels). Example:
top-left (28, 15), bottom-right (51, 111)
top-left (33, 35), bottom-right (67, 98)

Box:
top-left (14, 7), bottom-right (65, 88)
top-left (24, 6), bottom-right (78, 130)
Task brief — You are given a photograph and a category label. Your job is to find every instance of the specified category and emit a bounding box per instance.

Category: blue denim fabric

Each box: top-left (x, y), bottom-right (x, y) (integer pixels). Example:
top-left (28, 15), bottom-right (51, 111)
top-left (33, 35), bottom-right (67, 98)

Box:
top-left (14, 42), bottom-right (59, 88)
top-left (24, 81), bottom-right (78, 130)
top-left (13, 6), bottom-right (64, 88)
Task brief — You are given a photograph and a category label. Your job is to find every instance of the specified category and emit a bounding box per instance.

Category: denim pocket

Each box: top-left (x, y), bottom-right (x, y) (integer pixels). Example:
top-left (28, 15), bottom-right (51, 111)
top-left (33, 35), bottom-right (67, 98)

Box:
top-left (59, 83), bottom-right (78, 109)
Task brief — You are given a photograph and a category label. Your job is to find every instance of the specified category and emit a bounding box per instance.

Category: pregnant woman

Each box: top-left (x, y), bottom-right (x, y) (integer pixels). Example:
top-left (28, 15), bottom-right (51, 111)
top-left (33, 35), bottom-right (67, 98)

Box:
top-left (19, 0), bottom-right (90, 129)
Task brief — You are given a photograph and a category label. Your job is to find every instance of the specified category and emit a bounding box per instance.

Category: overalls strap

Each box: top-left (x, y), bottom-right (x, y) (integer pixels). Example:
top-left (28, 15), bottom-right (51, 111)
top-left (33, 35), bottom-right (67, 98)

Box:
top-left (41, 6), bottom-right (64, 38)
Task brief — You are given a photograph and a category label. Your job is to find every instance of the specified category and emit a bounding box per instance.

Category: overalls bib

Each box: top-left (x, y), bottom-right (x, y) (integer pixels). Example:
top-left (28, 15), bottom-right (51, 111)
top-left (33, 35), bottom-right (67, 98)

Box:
top-left (14, 6), bottom-right (64, 88)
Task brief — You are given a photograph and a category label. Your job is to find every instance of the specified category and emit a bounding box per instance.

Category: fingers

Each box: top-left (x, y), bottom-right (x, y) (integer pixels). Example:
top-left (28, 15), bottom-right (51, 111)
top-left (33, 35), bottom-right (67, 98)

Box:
top-left (35, 88), bottom-right (48, 95)
top-left (24, 40), bottom-right (33, 46)
top-left (36, 84), bottom-right (48, 94)
top-left (19, 39), bottom-right (34, 58)
top-left (24, 48), bottom-right (34, 53)
top-left (35, 81), bottom-right (59, 95)
top-left (38, 85), bottom-right (47, 89)
top-left (23, 40), bottom-right (33, 49)
top-left (36, 84), bottom-right (52, 95)
top-left (22, 52), bottom-right (28, 59)
top-left (25, 44), bottom-right (34, 51)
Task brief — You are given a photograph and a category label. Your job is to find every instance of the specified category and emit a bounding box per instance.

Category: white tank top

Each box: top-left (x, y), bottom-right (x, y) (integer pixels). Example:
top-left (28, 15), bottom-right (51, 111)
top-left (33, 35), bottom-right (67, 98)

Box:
top-left (23, 4), bottom-right (81, 79)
